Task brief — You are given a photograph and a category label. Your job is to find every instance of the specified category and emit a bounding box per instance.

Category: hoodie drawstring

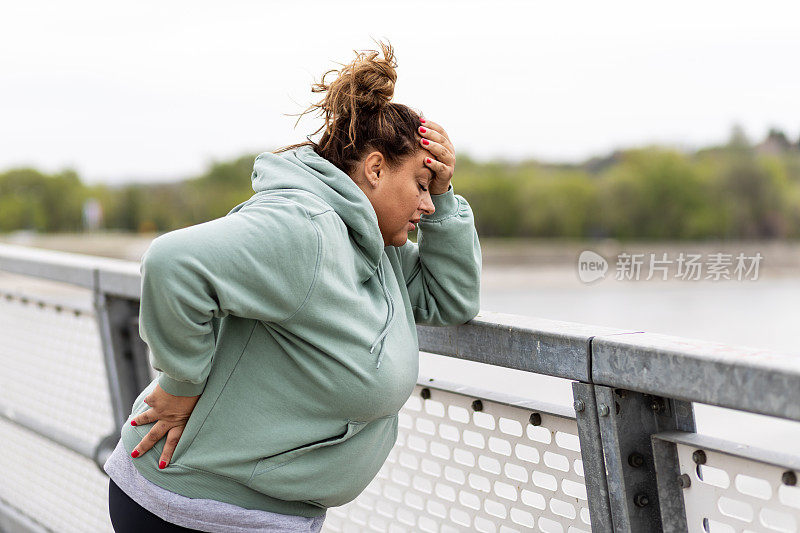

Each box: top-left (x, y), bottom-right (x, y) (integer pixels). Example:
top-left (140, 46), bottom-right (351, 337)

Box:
top-left (369, 260), bottom-right (395, 369)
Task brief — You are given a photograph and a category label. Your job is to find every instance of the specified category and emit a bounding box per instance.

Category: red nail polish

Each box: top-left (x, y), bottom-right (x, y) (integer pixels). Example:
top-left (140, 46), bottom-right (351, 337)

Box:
top-left (419, 127), bottom-right (427, 133)
top-left (422, 139), bottom-right (430, 145)
top-left (420, 118), bottom-right (426, 123)
top-left (130, 420), bottom-right (137, 426)
top-left (159, 461), bottom-right (166, 469)
top-left (131, 450), bottom-right (140, 458)
top-left (426, 158), bottom-right (432, 164)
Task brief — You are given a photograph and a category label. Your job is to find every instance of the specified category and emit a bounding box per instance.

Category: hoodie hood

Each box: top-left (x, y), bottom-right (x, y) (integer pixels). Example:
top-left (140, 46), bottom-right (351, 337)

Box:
top-left (251, 145), bottom-right (394, 367)
top-left (251, 145), bottom-right (383, 283)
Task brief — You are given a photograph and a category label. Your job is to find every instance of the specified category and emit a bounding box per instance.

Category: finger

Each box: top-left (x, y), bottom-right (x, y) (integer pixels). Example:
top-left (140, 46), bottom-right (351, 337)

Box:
top-left (130, 407), bottom-right (157, 427)
top-left (158, 426), bottom-right (184, 469)
top-left (420, 138), bottom-right (455, 166)
top-left (131, 420), bottom-right (169, 458)
top-left (424, 156), bottom-right (453, 180)
top-left (418, 120), bottom-right (453, 149)
top-left (417, 125), bottom-right (454, 154)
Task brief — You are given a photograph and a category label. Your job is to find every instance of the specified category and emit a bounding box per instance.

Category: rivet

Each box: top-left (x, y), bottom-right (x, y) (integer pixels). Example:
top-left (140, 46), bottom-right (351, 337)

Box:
top-left (692, 450), bottom-right (706, 465)
top-left (599, 404), bottom-right (610, 417)
top-left (782, 471), bottom-right (797, 486)
top-left (420, 388), bottom-right (430, 400)
top-left (573, 400), bottom-right (585, 412)
top-left (529, 413), bottom-right (542, 426)
top-left (633, 492), bottom-right (649, 507)
top-left (678, 473), bottom-right (691, 488)
top-left (471, 399), bottom-right (483, 412)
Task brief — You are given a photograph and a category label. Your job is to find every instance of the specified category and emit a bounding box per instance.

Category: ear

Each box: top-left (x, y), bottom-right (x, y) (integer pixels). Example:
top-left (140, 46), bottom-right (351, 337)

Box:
top-left (362, 151), bottom-right (385, 189)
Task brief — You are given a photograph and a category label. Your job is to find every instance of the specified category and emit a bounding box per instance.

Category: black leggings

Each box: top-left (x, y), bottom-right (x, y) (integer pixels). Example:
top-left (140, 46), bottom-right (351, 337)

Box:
top-left (108, 478), bottom-right (202, 532)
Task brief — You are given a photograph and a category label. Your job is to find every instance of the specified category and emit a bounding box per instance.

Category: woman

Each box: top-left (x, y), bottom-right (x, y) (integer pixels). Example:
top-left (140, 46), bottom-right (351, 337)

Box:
top-left (104, 41), bottom-right (481, 532)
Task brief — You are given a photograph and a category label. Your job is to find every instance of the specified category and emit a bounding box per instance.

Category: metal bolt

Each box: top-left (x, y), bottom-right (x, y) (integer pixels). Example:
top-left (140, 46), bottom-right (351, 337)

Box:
top-left (599, 404), bottom-right (610, 417)
top-left (650, 397), bottom-right (665, 413)
top-left (420, 388), bottom-right (431, 400)
top-left (573, 400), bottom-right (585, 412)
top-left (692, 450), bottom-right (707, 465)
top-left (628, 453), bottom-right (644, 468)
top-left (529, 413), bottom-right (542, 426)
top-left (783, 471), bottom-right (797, 486)
top-left (633, 493), bottom-right (649, 507)
top-left (471, 399), bottom-right (483, 412)
top-left (678, 474), bottom-right (691, 488)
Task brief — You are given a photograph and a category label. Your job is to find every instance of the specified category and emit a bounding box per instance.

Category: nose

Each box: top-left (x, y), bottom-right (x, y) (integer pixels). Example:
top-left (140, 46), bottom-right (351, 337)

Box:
top-left (420, 191), bottom-right (435, 216)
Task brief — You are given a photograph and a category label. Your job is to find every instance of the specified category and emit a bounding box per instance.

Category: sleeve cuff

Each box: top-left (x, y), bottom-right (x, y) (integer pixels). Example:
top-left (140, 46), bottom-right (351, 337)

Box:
top-left (421, 184), bottom-right (457, 222)
top-left (158, 372), bottom-right (207, 397)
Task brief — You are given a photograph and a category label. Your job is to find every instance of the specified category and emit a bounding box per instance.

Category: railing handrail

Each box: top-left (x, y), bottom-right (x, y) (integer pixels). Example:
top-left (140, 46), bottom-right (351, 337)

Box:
top-left (2, 241), bottom-right (799, 423)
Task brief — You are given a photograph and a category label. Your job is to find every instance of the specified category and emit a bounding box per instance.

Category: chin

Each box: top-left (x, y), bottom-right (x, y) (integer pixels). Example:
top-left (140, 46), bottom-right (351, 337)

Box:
top-left (390, 232), bottom-right (408, 247)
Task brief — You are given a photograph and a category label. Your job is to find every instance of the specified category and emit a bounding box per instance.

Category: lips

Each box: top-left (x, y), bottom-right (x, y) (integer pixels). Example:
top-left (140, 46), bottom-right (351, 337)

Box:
top-left (408, 218), bottom-right (420, 231)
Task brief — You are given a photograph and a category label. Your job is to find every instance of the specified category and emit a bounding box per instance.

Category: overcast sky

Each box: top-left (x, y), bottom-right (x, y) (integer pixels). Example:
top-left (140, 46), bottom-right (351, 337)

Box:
top-left (2, 1), bottom-right (799, 184)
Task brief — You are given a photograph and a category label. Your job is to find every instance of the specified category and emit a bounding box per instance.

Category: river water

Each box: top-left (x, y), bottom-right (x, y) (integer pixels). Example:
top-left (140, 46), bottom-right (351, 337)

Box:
top-left (421, 264), bottom-right (800, 455)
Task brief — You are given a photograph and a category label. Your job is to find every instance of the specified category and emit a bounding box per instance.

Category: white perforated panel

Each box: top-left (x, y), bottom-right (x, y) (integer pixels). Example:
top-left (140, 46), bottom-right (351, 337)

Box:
top-left (678, 442), bottom-right (800, 532)
top-left (0, 418), bottom-right (113, 533)
top-left (0, 291), bottom-right (115, 532)
top-left (324, 384), bottom-right (590, 533)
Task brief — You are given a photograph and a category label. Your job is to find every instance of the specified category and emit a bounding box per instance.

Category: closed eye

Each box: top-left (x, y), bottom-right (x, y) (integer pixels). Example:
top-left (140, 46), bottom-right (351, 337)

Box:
top-left (419, 184), bottom-right (428, 192)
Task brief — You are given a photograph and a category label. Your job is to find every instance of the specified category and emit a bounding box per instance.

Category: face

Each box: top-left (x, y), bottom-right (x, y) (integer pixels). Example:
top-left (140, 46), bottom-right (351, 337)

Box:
top-left (355, 150), bottom-right (436, 247)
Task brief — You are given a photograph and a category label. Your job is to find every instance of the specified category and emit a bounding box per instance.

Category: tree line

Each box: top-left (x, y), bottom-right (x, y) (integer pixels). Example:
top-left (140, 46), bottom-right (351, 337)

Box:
top-left (2, 128), bottom-right (800, 240)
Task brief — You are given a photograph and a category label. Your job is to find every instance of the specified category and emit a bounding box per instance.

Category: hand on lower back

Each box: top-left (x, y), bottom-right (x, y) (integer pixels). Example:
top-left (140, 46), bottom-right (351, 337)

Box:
top-left (129, 383), bottom-right (200, 469)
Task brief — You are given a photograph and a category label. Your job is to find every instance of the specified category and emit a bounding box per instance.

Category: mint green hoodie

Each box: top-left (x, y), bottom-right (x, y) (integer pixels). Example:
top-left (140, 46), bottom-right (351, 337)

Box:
top-left (120, 145), bottom-right (482, 517)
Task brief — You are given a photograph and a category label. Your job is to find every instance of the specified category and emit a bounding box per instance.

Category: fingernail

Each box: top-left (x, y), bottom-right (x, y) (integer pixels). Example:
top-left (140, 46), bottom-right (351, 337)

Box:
top-left (159, 461), bottom-right (167, 469)
top-left (422, 139), bottom-right (430, 145)
top-left (130, 420), bottom-right (137, 426)
top-left (419, 126), bottom-right (427, 133)
top-left (131, 450), bottom-right (140, 458)
top-left (420, 118), bottom-right (426, 123)
top-left (426, 158), bottom-right (432, 164)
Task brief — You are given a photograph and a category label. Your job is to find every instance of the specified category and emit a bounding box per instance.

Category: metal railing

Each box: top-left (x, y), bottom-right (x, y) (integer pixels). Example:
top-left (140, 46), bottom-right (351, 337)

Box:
top-left (1, 241), bottom-right (799, 533)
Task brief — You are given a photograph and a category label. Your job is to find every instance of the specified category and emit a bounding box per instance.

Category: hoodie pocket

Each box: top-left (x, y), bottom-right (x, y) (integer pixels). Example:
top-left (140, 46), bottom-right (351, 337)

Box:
top-left (246, 415), bottom-right (398, 509)
top-left (249, 420), bottom-right (365, 478)
top-left (246, 420), bottom-right (379, 507)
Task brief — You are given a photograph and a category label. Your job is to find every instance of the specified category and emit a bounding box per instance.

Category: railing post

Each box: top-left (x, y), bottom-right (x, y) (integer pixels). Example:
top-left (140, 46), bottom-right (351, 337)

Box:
top-left (93, 272), bottom-right (151, 469)
top-left (592, 385), bottom-right (695, 532)
top-left (650, 437), bottom-right (690, 532)
top-left (572, 382), bottom-right (614, 531)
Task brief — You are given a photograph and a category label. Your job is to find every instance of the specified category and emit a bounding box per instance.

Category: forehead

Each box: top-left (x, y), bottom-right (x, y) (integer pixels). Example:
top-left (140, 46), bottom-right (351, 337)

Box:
top-left (402, 152), bottom-right (434, 182)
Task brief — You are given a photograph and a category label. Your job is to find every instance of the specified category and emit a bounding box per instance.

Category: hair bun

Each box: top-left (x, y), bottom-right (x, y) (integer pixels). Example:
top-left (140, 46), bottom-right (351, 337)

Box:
top-left (313, 40), bottom-right (397, 119)
top-left (277, 39), bottom-right (417, 166)
top-left (348, 43), bottom-right (397, 111)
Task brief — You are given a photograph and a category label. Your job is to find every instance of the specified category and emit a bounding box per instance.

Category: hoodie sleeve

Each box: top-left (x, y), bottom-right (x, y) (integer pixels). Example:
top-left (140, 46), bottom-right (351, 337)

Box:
top-left (138, 198), bottom-right (320, 396)
top-left (396, 185), bottom-right (482, 327)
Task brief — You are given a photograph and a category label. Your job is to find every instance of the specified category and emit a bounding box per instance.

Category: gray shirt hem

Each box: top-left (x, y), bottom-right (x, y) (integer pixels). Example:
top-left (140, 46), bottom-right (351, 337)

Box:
top-left (103, 439), bottom-right (326, 533)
